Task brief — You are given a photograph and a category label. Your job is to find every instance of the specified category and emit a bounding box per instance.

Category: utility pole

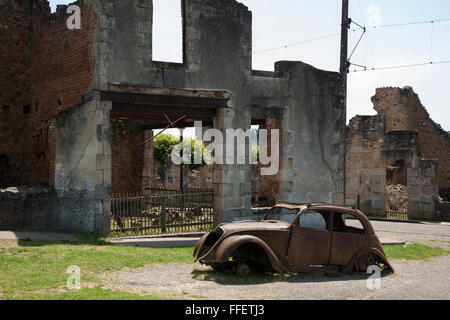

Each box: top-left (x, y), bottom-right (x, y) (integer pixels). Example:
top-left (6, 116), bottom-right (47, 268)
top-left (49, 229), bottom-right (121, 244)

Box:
top-left (340, 0), bottom-right (349, 206)
top-left (340, 0), bottom-right (349, 104)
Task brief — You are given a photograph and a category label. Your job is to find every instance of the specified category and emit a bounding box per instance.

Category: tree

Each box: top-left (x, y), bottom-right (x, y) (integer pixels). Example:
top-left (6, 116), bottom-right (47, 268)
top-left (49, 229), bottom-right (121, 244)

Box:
top-left (153, 133), bottom-right (208, 171)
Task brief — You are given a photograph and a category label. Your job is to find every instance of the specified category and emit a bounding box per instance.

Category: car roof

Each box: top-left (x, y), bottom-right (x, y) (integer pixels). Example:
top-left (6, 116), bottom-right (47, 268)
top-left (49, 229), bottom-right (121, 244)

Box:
top-left (275, 202), bottom-right (374, 233)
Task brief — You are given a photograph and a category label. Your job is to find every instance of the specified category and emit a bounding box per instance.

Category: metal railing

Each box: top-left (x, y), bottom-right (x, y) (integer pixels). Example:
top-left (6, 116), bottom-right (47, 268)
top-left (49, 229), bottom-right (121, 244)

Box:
top-left (111, 188), bottom-right (215, 237)
top-left (385, 189), bottom-right (408, 220)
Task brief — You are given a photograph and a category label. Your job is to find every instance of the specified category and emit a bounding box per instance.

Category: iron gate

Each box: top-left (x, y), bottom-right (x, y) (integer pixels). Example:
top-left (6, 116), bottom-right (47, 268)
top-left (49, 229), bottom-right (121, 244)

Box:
top-left (111, 187), bottom-right (215, 237)
top-left (385, 187), bottom-right (408, 220)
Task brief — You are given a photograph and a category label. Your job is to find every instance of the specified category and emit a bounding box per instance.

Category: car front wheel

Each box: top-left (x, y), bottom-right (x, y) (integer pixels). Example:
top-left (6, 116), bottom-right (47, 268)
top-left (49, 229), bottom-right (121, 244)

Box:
top-left (235, 262), bottom-right (251, 277)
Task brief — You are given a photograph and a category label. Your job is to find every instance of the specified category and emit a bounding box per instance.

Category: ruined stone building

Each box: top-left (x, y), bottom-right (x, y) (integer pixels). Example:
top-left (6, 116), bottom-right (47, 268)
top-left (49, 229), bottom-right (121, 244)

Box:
top-left (0, 0), bottom-right (346, 235)
top-left (346, 87), bottom-right (450, 221)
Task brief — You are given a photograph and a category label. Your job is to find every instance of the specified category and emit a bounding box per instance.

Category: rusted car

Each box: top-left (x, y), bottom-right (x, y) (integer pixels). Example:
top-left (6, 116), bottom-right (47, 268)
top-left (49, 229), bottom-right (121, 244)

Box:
top-left (194, 203), bottom-right (393, 276)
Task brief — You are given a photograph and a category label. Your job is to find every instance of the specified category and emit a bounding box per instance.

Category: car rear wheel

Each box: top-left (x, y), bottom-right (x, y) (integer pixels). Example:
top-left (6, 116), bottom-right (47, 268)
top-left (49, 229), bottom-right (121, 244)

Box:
top-left (354, 252), bottom-right (377, 272)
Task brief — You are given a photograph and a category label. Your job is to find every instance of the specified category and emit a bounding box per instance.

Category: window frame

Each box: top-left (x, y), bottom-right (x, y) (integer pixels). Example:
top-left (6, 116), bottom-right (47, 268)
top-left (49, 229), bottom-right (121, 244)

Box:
top-left (296, 209), bottom-right (329, 231)
top-left (331, 211), bottom-right (368, 236)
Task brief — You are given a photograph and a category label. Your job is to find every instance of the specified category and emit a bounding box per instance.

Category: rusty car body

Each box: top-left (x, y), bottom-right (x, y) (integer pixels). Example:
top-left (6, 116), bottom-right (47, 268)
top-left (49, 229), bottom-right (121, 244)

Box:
top-left (193, 203), bottom-right (394, 276)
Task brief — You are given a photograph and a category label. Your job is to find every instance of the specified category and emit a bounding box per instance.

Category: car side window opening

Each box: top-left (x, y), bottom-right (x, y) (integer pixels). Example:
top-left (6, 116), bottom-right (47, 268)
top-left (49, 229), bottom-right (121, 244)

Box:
top-left (298, 211), bottom-right (327, 230)
top-left (332, 213), bottom-right (365, 235)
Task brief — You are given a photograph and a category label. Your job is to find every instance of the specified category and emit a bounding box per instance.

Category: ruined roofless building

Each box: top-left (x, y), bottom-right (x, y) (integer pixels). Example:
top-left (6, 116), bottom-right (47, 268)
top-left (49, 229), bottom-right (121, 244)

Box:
top-left (0, 0), bottom-right (346, 235)
top-left (346, 87), bottom-right (450, 221)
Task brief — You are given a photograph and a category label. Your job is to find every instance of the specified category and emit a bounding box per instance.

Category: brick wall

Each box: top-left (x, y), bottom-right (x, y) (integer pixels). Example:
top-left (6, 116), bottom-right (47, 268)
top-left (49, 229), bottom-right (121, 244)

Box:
top-left (0, 1), bottom-right (96, 187)
top-left (111, 118), bottom-right (145, 194)
top-left (0, 1), bottom-right (33, 186)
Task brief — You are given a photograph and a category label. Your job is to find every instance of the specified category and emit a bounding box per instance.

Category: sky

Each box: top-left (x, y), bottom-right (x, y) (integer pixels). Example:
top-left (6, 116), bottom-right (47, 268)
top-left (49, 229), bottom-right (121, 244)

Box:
top-left (49, 0), bottom-right (450, 131)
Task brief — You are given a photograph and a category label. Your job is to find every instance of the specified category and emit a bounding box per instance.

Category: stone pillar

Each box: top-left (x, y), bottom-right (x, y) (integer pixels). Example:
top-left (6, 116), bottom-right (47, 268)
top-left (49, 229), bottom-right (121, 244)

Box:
top-left (408, 159), bottom-right (438, 220)
top-left (213, 106), bottom-right (250, 223)
top-left (54, 93), bottom-right (112, 236)
top-left (278, 110), bottom-right (296, 203)
top-left (142, 129), bottom-right (153, 190)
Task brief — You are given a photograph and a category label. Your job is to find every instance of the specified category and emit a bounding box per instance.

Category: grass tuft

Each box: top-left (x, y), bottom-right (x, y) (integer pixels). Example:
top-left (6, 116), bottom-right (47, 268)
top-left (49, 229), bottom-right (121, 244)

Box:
top-left (383, 243), bottom-right (450, 260)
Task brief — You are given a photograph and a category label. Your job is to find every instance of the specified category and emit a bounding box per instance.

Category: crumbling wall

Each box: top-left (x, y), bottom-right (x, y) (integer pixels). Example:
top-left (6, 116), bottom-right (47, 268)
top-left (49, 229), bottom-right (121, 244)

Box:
top-left (1, 0), bottom-right (346, 232)
top-left (97, 0), bottom-right (345, 222)
top-left (373, 87), bottom-right (450, 190)
top-left (347, 89), bottom-right (442, 219)
top-left (0, 0), bottom-right (97, 187)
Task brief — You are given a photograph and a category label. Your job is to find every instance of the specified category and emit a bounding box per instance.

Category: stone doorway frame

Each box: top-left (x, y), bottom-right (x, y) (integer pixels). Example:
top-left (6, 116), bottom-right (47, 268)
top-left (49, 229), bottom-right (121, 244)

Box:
top-left (100, 84), bottom-right (231, 232)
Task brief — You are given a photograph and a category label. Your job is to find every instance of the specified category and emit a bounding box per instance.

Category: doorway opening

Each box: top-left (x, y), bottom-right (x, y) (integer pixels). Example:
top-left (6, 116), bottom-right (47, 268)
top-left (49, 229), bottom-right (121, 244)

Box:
top-left (102, 87), bottom-right (228, 236)
top-left (250, 117), bottom-right (281, 209)
top-left (385, 159), bottom-right (408, 220)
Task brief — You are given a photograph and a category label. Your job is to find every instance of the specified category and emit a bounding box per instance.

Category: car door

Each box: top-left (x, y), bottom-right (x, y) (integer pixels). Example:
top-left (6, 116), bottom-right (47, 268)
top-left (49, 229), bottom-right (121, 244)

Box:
top-left (330, 212), bottom-right (370, 266)
top-left (286, 210), bottom-right (331, 271)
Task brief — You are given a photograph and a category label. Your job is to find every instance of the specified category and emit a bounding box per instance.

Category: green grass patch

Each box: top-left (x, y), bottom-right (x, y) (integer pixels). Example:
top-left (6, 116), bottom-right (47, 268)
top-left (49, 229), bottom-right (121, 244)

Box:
top-left (9, 287), bottom-right (168, 300)
top-left (383, 243), bottom-right (450, 260)
top-left (0, 235), bottom-right (194, 300)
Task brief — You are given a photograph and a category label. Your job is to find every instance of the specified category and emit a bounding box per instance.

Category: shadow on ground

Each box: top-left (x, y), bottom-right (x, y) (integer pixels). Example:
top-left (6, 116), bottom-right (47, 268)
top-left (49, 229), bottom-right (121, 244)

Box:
top-left (14, 232), bottom-right (108, 247)
top-left (190, 267), bottom-right (392, 285)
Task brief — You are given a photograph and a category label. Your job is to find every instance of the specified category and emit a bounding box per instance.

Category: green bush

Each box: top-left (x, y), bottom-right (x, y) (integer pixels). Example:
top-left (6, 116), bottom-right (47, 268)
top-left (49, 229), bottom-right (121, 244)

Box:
top-left (153, 134), bottom-right (180, 169)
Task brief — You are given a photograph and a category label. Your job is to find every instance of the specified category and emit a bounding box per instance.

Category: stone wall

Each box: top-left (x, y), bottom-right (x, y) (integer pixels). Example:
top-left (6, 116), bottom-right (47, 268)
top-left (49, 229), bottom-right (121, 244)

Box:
top-left (0, 187), bottom-right (57, 230)
top-left (1, 0), bottom-right (346, 233)
top-left (407, 159), bottom-right (438, 220)
top-left (373, 87), bottom-right (450, 190)
top-left (347, 87), bottom-right (444, 219)
top-left (436, 201), bottom-right (450, 222)
top-left (346, 115), bottom-right (386, 215)
top-left (152, 160), bottom-right (214, 190)
top-left (97, 0), bottom-right (346, 222)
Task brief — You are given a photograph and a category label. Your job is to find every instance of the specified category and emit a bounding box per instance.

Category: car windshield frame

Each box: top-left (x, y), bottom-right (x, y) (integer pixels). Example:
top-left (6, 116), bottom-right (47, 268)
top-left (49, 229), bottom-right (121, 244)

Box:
top-left (262, 205), bottom-right (301, 225)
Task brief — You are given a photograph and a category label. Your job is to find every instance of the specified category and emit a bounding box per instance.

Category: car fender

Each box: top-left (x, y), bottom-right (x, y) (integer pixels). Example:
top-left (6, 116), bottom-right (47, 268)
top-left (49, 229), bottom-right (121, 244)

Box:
top-left (193, 232), bottom-right (209, 260)
top-left (214, 235), bottom-right (289, 273)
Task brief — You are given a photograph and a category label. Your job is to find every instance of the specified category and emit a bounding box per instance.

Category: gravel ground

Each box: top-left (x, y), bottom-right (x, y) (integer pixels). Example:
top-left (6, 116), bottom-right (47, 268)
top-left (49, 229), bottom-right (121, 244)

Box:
top-left (106, 253), bottom-right (450, 300)
top-left (104, 228), bottom-right (450, 300)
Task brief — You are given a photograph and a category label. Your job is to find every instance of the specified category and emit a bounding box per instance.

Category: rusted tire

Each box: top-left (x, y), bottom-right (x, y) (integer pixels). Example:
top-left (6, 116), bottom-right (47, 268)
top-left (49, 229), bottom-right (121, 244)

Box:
top-left (354, 252), bottom-right (377, 273)
top-left (235, 262), bottom-right (250, 277)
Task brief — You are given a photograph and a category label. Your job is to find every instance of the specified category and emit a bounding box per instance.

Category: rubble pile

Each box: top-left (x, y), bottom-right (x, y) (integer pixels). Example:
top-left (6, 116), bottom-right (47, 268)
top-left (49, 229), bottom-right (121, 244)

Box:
top-left (386, 184), bottom-right (408, 212)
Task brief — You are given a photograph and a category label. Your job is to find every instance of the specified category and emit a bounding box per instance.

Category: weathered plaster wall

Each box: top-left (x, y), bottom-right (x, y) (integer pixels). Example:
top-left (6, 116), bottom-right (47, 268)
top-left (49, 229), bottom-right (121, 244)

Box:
top-left (97, 0), bottom-right (345, 222)
top-left (52, 95), bottom-right (111, 234)
top-left (1, 0), bottom-right (346, 233)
